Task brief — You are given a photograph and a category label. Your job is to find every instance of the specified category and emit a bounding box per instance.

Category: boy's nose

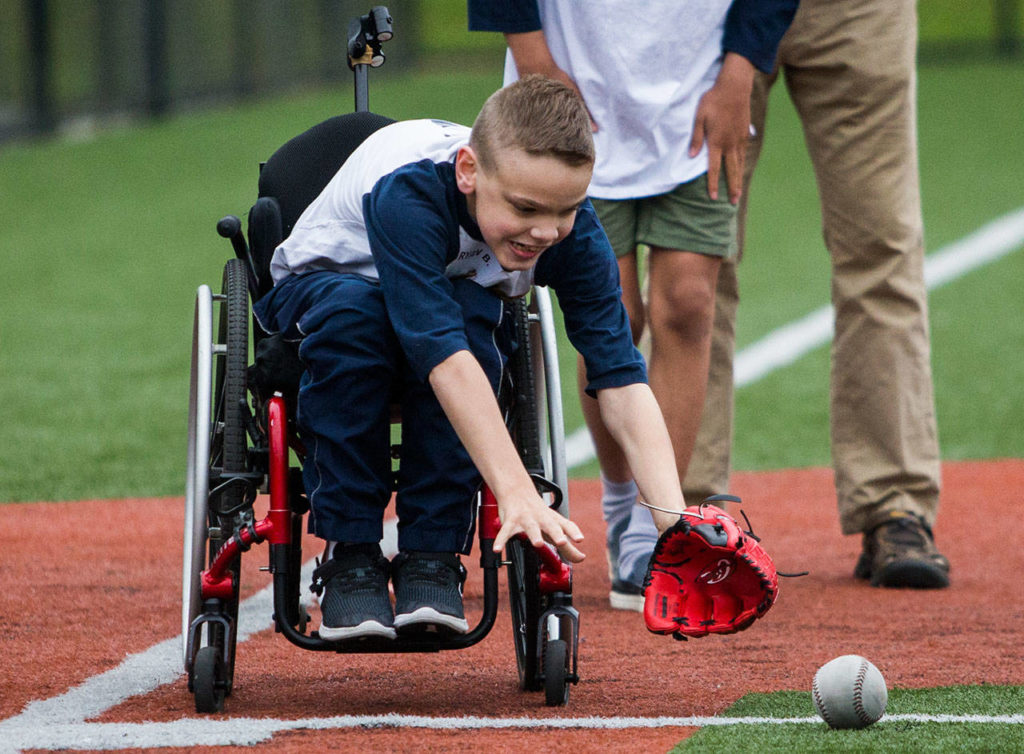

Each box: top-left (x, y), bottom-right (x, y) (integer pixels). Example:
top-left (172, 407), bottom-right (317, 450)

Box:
top-left (530, 223), bottom-right (560, 244)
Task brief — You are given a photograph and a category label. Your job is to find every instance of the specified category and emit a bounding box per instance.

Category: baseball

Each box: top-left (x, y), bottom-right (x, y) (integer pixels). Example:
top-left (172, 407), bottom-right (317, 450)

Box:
top-left (812, 655), bottom-right (888, 729)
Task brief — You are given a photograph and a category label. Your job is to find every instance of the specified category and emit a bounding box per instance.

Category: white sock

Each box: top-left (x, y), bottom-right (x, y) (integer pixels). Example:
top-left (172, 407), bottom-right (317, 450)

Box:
top-left (601, 476), bottom-right (638, 531)
top-left (618, 503), bottom-right (659, 585)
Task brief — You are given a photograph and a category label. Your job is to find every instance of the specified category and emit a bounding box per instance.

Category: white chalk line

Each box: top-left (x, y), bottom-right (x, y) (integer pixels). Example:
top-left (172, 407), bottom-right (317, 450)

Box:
top-left (1, 210), bottom-right (1023, 752)
top-left (566, 206), bottom-right (1024, 468)
top-left (2, 714), bottom-right (1023, 751)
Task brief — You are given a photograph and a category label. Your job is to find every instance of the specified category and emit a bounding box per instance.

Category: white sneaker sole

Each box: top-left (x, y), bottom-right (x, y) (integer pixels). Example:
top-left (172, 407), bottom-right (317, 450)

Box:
top-left (318, 619), bottom-right (397, 641)
top-left (394, 606), bottom-right (469, 634)
top-left (608, 590), bottom-right (644, 612)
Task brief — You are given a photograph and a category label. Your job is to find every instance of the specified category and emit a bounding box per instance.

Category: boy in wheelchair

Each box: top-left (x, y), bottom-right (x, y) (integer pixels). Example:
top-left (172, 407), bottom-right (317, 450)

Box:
top-left (253, 75), bottom-right (687, 641)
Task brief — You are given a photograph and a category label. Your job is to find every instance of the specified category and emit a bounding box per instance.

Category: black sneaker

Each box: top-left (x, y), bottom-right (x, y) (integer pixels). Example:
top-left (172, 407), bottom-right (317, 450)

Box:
top-left (391, 551), bottom-right (469, 634)
top-left (312, 543), bottom-right (396, 641)
top-left (854, 511), bottom-right (950, 589)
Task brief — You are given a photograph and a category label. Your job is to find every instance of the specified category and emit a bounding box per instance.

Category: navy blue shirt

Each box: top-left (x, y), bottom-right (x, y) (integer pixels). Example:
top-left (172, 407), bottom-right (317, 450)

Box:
top-left (364, 157), bottom-right (645, 396)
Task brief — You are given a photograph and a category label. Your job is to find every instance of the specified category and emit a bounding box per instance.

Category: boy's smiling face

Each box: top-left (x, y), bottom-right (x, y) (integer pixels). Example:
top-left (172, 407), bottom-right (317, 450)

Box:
top-left (455, 145), bottom-right (592, 272)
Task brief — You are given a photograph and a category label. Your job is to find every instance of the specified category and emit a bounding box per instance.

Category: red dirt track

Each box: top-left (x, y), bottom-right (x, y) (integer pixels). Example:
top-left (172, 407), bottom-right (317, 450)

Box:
top-left (3, 460), bottom-right (1023, 752)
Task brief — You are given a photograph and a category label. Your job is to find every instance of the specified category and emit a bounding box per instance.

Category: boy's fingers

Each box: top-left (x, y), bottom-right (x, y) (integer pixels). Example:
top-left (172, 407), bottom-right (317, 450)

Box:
top-left (492, 510), bottom-right (586, 563)
top-left (706, 153), bottom-right (721, 200)
top-left (542, 509), bottom-right (584, 541)
top-left (724, 149), bottom-right (744, 204)
top-left (542, 515), bottom-right (586, 562)
top-left (492, 519), bottom-right (519, 554)
top-left (561, 518), bottom-right (585, 542)
top-left (492, 516), bottom-right (542, 554)
top-left (555, 538), bottom-right (586, 563)
top-left (689, 116), bottom-right (705, 158)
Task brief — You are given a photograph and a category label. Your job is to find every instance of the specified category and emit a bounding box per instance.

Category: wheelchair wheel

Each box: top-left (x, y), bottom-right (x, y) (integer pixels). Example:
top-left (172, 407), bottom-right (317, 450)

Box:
top-left (193, 645), bottom-right (227, 713)
top-left (507, 537), bottom-right (543, 691)
top-left (182, 258), bottom-right (251, 693)
top-left (505, 290), bottom-right (577, 698)
top-left (543, 638), bottom-right (570, 706)
top-left (528, 287), bottom-right (568, 510)
top-left (210, 257), bottom-right (250, 516)
top-left (183, 283), bottom-right (214, 667)
top-left (207, 257), bottom-right (251, 694)
top-left (506, 296), bottom-right (545, 691)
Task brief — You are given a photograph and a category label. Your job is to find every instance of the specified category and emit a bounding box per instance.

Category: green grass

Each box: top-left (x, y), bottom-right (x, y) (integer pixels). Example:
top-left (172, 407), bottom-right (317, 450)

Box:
top-left (676, 685), bottom-right (1024, 752)
top-left (1, 61), bottom-right (1022, 502)
top-left (0, 69), bottom-right (502, 502)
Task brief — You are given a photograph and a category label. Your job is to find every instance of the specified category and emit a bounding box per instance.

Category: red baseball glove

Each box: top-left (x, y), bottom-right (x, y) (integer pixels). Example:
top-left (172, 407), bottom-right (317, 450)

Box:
top-left (643, 498), bottom-right (778, 640)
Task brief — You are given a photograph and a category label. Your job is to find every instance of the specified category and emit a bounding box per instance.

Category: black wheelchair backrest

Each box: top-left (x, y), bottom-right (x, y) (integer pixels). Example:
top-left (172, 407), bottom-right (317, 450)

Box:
top-left (258, 110), bottom-right (396, 235)
top-left (248, 110), bottom-right (395, 298)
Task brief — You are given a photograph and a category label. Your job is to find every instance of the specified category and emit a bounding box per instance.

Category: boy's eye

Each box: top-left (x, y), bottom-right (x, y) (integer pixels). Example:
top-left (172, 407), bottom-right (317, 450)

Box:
top-left (513, 203), bottom-right (536, 214)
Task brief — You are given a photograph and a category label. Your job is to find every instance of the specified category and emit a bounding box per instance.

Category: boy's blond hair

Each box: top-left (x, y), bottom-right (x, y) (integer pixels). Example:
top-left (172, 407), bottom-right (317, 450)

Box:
top-left (470, 74), bottom-right (595, 172)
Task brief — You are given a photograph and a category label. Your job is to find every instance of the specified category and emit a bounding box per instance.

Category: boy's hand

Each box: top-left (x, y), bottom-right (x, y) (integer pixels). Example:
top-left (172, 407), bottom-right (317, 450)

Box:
top-left (493, 493), bottom-right (586, 563)
top-left (689, 52), bottom-right (756, 204)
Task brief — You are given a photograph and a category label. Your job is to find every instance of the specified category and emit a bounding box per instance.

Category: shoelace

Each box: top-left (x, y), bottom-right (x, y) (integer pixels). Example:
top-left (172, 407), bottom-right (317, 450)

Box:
top-left (337, 564), bottom-right (387, 591)
top-left (882, 518), bottom-right (929, 548)
top-left (402, 559), bottom-right (452, 582)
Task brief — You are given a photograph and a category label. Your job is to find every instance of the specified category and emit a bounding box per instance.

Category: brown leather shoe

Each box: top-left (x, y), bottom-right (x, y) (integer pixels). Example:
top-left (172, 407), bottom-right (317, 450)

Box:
top-left (854, 511), bottom-right (950, 589)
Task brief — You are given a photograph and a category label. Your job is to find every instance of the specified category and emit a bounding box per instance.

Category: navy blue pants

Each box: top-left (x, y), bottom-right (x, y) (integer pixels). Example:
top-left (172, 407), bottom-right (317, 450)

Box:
top-left (254, 271), bottom-right (513, 554)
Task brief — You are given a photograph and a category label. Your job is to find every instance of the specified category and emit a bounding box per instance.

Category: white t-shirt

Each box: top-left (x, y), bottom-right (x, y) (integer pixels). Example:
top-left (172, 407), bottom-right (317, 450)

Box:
top-left (503, 0), bottom-right (730, 200)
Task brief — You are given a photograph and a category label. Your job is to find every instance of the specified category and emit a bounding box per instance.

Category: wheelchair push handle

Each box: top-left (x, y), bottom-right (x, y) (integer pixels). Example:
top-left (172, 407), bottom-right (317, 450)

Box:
top-left (347, 6), bottom-right (393, 112)
top-left (216, 215), bottom-right (246, 258)
top-left (347, 6), bottom-right (392, 63)
top-left (217, 215), bottom-right (259, 297)
top-left (529, 473), bottom-right (564, 511)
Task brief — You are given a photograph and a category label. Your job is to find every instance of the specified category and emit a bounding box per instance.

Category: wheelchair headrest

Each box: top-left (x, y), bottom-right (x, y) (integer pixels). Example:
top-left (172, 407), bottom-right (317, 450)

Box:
top-left (258, 110), bottom-right (396, 238)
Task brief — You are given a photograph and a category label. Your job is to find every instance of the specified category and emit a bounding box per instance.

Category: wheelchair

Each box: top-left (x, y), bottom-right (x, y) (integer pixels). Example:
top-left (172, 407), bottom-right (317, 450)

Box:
top-left (182, 7), bottom-right (579, 714)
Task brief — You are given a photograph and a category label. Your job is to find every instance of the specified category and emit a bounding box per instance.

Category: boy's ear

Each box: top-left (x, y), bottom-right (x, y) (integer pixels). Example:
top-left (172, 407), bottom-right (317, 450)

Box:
top-left (455, 146), bottom-right (478, 194)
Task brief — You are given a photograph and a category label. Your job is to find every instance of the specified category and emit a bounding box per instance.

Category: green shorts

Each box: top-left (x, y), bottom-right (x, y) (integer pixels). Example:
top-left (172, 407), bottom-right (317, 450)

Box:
top-left (590, 173), bottom-right (738, 259)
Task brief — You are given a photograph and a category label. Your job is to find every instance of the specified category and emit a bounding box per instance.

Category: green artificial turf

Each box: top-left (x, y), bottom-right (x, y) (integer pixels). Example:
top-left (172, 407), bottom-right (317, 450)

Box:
top-left (676, 684), bottom-right (1024, 753)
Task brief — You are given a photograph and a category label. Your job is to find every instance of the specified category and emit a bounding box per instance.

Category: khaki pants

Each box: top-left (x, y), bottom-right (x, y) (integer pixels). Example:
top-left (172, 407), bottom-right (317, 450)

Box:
top-left (683, 0), bottom-right (942, 535)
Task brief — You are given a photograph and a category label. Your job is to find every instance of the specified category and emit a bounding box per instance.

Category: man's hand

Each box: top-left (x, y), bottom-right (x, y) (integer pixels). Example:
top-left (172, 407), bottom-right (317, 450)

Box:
top-left (689, 52), bottom-right (756, 204)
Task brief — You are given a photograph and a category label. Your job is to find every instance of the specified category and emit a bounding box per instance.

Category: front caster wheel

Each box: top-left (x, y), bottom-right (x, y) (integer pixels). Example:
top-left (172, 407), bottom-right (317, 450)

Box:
top-left (193, 645), bottom-right (227, 713)
top-left (544, 638), bottom-right (570, 706)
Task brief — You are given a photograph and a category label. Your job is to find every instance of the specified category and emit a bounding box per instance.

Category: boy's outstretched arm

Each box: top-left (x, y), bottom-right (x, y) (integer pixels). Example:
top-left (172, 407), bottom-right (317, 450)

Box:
top-left (429, 349), bottom-right (586, 562)
top-left (596, 383), bottom-right (687, 533)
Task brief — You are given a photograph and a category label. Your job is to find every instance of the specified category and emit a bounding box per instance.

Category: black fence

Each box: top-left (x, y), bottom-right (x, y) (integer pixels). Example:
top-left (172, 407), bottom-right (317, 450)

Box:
top-left (1, 0), bottom-right (1021, 143)
top-left (0, 0), bottom-right (423, 141)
